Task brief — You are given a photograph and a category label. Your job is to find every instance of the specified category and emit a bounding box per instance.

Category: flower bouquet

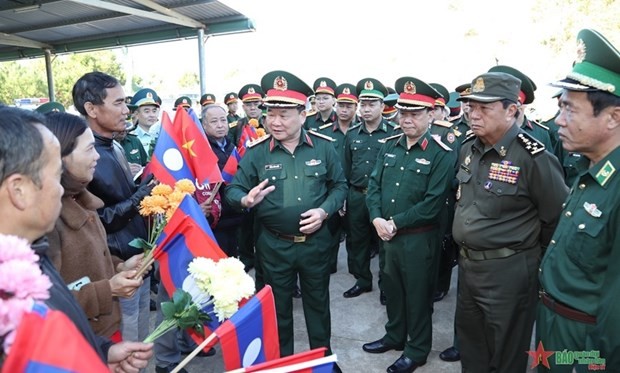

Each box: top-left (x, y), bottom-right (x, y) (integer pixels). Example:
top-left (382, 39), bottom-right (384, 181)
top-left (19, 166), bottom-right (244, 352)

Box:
top-left (249, 118), bottom-right (267, 138)
top-left (144, 256), bottom-right (255, 343)
top-left (0, 234), bottom-right (52, 358)
top-left (130, 179), bottom-right (196, 277)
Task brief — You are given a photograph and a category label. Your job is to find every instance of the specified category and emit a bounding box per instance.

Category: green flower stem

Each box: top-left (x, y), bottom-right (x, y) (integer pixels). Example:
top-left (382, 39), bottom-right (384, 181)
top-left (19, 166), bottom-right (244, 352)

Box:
top-left (143, 318), bottom-right (177, 344)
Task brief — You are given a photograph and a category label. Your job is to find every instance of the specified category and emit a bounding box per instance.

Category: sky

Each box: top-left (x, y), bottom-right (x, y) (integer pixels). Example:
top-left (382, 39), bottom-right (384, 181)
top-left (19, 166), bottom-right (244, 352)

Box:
top-left (119, 0), bottom-right (617, 118)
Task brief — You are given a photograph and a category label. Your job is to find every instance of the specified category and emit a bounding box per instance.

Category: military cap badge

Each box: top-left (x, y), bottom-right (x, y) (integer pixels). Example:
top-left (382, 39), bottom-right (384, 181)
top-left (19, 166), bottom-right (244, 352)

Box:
top-left (248, 87), bottom-right (255, 94)
top-left (343, 87), bottom-right (351, 95)
top-left (365, 80), bottom-right (374, 90)
top-left (473, 77), bottom-right (485, 93)
top-left (274, 76), bottom-right (288, 91)
top-left (575, 38), bottom-right (587, 63)
top-left (404, 81), bottom-right (416, 94)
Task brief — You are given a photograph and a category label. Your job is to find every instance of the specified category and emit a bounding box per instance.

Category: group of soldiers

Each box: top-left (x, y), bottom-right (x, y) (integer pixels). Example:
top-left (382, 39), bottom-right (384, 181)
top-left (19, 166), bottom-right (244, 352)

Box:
top-left (26, 27), bottom-right (619, 373)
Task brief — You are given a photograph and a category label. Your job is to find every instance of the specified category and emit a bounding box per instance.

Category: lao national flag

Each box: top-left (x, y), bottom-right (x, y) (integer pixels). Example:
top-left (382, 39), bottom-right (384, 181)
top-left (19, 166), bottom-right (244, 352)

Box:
top-left (238, 348), bottom-right (328, 372)
top-left (244, 355), bottom-right (337, 373)
top-left (154, 194), bottom-right (227, 333)
top-left (237, 124), bottom-right (258, 157)
top-left (222, 147), bottom-right (241, 184)
top-left (215, 286), bottom-right (280, 370)
top-left (2, 304), bottom-right (108, 373)
top-left (148, 112), bottom-right (193, 186)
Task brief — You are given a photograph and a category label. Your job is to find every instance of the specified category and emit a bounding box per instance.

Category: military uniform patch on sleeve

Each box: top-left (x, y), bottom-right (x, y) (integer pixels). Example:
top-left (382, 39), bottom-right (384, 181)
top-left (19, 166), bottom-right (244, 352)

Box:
top-left (248, 134), bottom-right (271, 148)
top-left (308, 130), bottom-right (336, 142)
top-left (516, 132), bottom-right (545, 156)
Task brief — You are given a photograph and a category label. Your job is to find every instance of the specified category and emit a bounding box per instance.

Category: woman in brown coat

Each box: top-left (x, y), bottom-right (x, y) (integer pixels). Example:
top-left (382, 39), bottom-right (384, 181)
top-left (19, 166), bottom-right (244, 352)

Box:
top-left (44, 112), bottom-right (144, 339)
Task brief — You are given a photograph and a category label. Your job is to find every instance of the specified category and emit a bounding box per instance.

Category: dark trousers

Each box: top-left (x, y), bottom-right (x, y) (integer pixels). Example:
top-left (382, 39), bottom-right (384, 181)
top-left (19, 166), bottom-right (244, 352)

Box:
top-left (456, 247), bottom-right (540, 373)
top-left (382, 229), bottom-right (440, 362)
top-left (346, 188), bottom-right (376, 289)
top-left (256, 225), bottom-right (332, 357)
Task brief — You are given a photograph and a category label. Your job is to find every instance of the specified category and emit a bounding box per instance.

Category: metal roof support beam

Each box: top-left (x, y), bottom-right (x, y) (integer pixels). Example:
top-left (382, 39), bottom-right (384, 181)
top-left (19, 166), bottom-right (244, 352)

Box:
top-left (0, 32), bottom-right (52, 49)
top-left (44, 49), bottom-right (56, 101)
top-left (128, 0), bottom-right (205, 29)
top-left (68, 0), bottom-right (205, 28)
top-left (198, 28), bottom-right (207, 97)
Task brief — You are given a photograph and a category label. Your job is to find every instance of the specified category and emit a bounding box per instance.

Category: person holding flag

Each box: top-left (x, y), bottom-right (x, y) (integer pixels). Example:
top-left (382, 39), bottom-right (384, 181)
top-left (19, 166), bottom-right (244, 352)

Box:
top-left (226, 70), bottom-right (347, 373)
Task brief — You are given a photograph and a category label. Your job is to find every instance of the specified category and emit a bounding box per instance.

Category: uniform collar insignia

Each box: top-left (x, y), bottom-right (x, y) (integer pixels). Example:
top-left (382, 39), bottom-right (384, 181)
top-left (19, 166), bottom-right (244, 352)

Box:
top-left (420, 137), bottom-right (428, 151)
top-left (595, 160), bottom-right (616, 187)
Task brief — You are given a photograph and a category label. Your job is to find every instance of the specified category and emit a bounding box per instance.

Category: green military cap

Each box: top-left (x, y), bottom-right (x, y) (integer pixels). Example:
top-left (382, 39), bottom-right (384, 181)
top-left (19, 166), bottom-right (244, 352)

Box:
top-left (356, 78), bottom-right (388, 101)
top-left (260, 70), bottom-right (313, 108)
top-left (382, 87), bottom-right (398, 118)
top-left (394, 76), bottom-right (441, 111)
top-left (447, 92), bottom-right (461, 109)
top-left (457, 72), bottom-right (521, 104)
top-left (173, 96), bottom-right (192, 110)
top-left (224, 92), bottom-right (238, 105)
top-left (35, 101), bottom-right (65, 114)
top-left (313, 77), bottom-right (337, 96)
top-left (308, 95), bottom-right (316, 104)
top-left (551, 29), bottom-right (620, 97)
top-left (488, 65), bottom-right (536, 104)
top-left (238, 84), bottom-right (264, 102)
top-left (335, 83), bottom-right (358, 104)
top-left (130, 88), bottom-right (160, 109)
top-left (200, 93), bottom-right (216, 106)
top-left (430, 83), bottom-right (450, 107)
top-left (455, 83), bottom-right (472, 96)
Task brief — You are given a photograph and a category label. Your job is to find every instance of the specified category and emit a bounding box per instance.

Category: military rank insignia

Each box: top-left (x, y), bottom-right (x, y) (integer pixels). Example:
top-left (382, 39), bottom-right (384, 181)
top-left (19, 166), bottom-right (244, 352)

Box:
top-left (595, 160), bottom-right (615, 186)
top-left (488, 160), bottom-right (520, 184)
top-left (583, 201), bottom-right (602, 218)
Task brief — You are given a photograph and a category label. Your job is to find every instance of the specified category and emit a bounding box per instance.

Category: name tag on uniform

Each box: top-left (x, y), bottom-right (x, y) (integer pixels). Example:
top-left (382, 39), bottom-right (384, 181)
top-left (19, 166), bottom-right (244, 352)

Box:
top-left (385, 153), bottom-right (396, 158)
top-left (306, 159), bottom-right (322, 166)
top-left (415, 158), bottom-right (430, 165)
top-left (265, 164), bottom-right (282, 170)
top-left (353, 140), bottom-right (363, 144)
top-left (130, 149), bottom-right (139, 154)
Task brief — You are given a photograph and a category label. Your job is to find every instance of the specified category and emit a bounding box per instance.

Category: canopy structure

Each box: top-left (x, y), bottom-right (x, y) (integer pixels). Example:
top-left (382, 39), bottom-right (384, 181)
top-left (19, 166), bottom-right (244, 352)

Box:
top-left (0, 0), bottom-right (255, 98)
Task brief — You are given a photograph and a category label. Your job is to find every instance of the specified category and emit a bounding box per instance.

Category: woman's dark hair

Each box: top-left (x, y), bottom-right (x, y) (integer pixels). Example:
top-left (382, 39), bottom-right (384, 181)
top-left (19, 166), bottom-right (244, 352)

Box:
top-left (43, 112), bottom-right (89, 157)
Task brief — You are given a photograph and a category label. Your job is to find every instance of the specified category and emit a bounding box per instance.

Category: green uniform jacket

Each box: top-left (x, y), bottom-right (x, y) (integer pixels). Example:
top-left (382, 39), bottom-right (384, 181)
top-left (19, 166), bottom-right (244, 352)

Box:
top-left (227, 112), bottom-right (241, 124)
top-left (225, 130), bottom-right (348, 235)
top-left (120, 134), bottom-right (148, 166)
top-left (453, 123), bottom-right (568, 250)
top-left (304, 110), bottom-right (337, 131)
top-left (343, 120), bottom-right (399, 188)
top-left (316, 119), bottom-right (356, 166)
top-left (540, 146), bottom-right (620, 368)
top-left (367, 131), bottom-right (455, 229)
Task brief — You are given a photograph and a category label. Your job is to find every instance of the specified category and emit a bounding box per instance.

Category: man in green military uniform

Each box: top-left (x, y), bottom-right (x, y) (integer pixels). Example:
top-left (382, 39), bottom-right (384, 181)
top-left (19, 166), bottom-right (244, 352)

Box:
top-left (538, 28), bottom-right (620, 372)
top-left (342, 78), bottom-right (398, 303)
top-left (453, 72), bottom-right (568, 373)
top-left (226, 71), bottom-right (347, 372)
top-left (130, 88), bottom-right (161, 155)
top-left (223, 92), bottom-right (240, 123)
top-left (317, 83), bottom-right (359, 274)
top-left (304, 77), bottom-right (338, 131)
top-left (229, 84), bottom-right (265, 148)
top-left (362, 77), bottom-right (455, 373)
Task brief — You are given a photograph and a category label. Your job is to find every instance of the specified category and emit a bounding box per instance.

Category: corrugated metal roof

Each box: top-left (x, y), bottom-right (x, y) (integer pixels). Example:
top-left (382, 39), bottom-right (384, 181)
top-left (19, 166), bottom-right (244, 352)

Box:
top-left (0, 0), bottom-right (255, 61)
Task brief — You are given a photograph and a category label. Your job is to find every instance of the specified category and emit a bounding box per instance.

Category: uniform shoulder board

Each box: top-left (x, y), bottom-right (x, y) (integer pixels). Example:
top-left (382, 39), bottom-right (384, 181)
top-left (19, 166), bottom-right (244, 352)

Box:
top-left (350, 122), bottom-right (362, 130)
top-left (532, 120), bottom-right (550, 131)
top-left (378, 133), bottom-right (403, 144)
top-left (387, 121), bottom-right (399, 128)
top-left (433, 119), bottom-right (453, 128)
top-left (229, 121), bottom-right (238, 128)
top-left (306, 110), bottom-right (317, 117)
top-left (318, 122), bottom-right (333, 130)
top-left (392, 125), bottom-right (401, 131)
top-left (516, 132), bottom-right (545, 156)
top-left (463, 130), bottom-right (476, 143)
top-left (247, 134), bottom-right (271, 148)
top-left (431, 134), bottom-right (453, 151)
top-left (308, 130), bottom-right (336, 142)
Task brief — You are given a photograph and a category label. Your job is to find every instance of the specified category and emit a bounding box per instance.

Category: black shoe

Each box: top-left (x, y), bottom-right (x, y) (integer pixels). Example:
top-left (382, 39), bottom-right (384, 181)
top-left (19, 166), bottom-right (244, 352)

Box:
top-left (181, 347), bottom-right (216, 357)
top-left (433, 290), bottom-right (448, 302)
top-left (293, 285), bottom-right (302, 299)
top-left (332, 362), bottom-right (343, 373)
top-left (155, 364), bottom-right (188, 373)
top-left (380, 290), bottom-right (387, 305)
top-left (439, 346), bottom-right (460, 362)
top-left (387, 355), bottom-right (425, 373)
top-left (150, 299), bottom-right (157, 311)
top-left (362, 338), bottom-right (404, 354)
top-left (343, 284), bottom-right (372, 298)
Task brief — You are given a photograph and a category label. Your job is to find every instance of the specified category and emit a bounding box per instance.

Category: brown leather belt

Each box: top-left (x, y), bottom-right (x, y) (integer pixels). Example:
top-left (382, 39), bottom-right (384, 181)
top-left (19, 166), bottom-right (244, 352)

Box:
top-left (459, 246), bottom-right (519, 261)
top-left (266, 227), bottom-right (308, 243)
top-left (351, 185), bottom-right (368, 194)
top-left (540, 291), bottom-right (596, 325)
top-left (397, 224), bottom-right (438, 236)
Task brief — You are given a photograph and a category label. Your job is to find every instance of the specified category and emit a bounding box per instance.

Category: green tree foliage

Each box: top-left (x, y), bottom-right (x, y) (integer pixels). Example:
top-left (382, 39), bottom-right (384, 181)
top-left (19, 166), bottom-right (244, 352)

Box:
top-left (178, 71), bottom-right (199, 91)
top-left (0, 50), bottom-right (125, 108)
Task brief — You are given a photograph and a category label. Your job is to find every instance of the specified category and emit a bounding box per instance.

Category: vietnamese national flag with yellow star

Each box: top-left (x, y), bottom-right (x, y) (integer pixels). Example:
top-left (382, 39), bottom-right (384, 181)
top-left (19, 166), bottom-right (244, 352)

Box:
top-left (149, 107), bottom-right (223, 186)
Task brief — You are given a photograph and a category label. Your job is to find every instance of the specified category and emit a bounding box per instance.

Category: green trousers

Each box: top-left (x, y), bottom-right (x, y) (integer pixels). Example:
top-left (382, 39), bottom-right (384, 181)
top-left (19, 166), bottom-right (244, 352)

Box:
top-left (346, 188), bottom-right (375, 289)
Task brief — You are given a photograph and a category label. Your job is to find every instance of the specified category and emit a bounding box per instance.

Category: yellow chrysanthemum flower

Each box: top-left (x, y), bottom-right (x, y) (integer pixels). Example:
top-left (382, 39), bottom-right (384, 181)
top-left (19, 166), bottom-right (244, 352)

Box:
top-left (139, 195), bottom-right (168, 216)
top-left (174, 179), bottom-right (196, 194)
top-left (256, 128), bottom-right (266, 137)
top-left (152, 184), bottom-right (173, 196)
top-left (249, 118), bottom-right (259, 128)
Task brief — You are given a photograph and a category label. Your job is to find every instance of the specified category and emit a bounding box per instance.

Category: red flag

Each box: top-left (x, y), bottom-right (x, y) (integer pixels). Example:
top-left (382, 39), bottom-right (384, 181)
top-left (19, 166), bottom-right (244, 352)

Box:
top-left (149, 109), bottom-right (223, 186)
top-left (215, 286), bottom-right (280, 370)
top-left (222, 147), bottom-right (242, 183)
top-left (241, 348), bottom-right (327, 372)
top-left (2, 306), bottom-right (108, 373)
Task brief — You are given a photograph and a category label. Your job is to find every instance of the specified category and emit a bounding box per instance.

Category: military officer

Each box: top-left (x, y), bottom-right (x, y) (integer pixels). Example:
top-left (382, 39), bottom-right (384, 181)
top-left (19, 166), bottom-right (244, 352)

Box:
top-left (305, 77), bottom-right (338, 131)
top-left (538, 28), bottom-right (620, 372)
top-left (383, 87), bottom-right (399, 123)
top-left (362, 77), bottom-right (456, 373)
top-left (229, 84), bottom-right (265, 148)
top-left (453, 72), bottom-right (568, 373)
top-left (173, 95), bottom-right (192, 111)
top-left (130, 88), bottom-right (161, 154)
top-left (226, 71), bottom-right (347, 372)
top-left (223, 92), bottom-right (241, 123)
top-left (342, 78), bottom-right (398, 303)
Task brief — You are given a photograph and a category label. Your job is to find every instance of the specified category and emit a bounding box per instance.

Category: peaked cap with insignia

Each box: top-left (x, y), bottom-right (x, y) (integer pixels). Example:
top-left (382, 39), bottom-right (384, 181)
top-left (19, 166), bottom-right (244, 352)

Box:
top-left (430, 83), bottom-right (450, 107)
top-left (313, 77), bottom-right (337, 96)
top-left (356, 78), bottom-right (388, 101)
top-left (551, 28), bottom-right (620, 97)
top-left (335, 83), bottom-right (358, 103)
top-left (238, 84), bottom-right (264, 102)
top-left (261, 70), bottom-right (313, 108)
top-left (488, 65), bottom-right (536, 104)
top-left (200, 93), bottom-right (216, 106)
top-left (394, 76), bottom-right (441, 111)
top-left (458, 72), bottom-right (521, 104)
top-left (173, 95), bottom-right (192, 110)
top-left (224, 92), bottom-right (238, 105)
top-left (130, 88), bottom-right (160, 110)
